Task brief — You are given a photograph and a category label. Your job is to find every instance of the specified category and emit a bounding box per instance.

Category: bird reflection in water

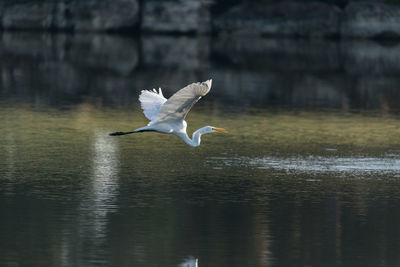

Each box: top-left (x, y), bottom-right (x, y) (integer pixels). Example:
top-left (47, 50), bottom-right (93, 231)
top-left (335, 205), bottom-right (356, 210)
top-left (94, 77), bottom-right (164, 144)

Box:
top-left (179, 257), bottom-right (198, 267)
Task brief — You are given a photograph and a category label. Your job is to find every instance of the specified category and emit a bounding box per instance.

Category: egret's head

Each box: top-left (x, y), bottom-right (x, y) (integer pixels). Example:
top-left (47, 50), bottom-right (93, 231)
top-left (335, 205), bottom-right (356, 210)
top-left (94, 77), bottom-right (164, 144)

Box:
top-left (209, 126), bottom-right (227, 134)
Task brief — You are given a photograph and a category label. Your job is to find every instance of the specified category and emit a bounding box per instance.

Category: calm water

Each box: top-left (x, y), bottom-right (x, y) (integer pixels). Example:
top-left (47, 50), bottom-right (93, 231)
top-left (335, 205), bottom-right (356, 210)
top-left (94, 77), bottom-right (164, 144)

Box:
top-left (2, 33), bottom-right (400, 266)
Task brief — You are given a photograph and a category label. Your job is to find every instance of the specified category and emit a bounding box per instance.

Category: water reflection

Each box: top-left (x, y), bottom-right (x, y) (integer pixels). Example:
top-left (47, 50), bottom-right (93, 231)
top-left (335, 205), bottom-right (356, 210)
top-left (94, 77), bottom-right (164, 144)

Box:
top-left (1, 33), bottom-right (400, 111)
top-left (89, 132), bottom-right (119, 221)
top-left (142, 35), bottom-right (210, 69)
top-left (5, 132), bottom-right (15, 181)
top-left (179, 257), bottom-right (198, 267)
top-left (75, 132), bottom-right (119, 264)
top-left (1, 32), bottom-right (400, 266)
top-left (342, 40), bottom-right (400, 74)
top-left (0, 109), bottom-right (17, 196)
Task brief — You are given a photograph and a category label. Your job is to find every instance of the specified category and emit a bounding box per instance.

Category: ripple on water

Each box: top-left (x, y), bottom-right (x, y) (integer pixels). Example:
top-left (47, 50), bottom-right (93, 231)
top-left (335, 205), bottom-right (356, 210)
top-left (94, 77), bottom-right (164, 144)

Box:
top-left (208, 155), bottom-right (400, 175)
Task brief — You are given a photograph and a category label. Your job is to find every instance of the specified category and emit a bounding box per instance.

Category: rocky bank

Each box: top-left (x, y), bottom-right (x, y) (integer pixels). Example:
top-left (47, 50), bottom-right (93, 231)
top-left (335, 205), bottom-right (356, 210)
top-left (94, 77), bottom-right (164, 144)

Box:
top-left (1, 0), bottom-right (400, 39)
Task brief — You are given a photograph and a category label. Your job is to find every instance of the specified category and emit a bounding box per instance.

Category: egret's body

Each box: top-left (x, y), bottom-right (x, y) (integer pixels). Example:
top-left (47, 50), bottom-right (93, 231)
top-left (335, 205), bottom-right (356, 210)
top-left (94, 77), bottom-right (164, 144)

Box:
top-left (110, 79), bottom-right (226, 146)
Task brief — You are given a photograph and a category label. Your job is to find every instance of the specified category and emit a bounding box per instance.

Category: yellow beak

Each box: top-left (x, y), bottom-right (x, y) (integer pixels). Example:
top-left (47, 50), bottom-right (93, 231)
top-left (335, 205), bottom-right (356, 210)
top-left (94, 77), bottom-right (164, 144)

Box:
top-left (212, 127), bottom-right (228, 134)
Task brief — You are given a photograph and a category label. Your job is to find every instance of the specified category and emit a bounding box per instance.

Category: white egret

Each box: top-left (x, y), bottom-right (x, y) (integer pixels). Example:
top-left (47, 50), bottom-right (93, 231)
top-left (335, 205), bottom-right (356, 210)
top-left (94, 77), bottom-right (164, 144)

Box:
top-left (109, 79), bottom-right (227, 147)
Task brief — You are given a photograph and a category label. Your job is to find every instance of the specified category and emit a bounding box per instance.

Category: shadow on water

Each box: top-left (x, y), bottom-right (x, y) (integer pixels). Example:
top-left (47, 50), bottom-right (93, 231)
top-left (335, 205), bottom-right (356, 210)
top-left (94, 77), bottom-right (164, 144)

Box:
top-left (1, 33), bottom-right (400, 266)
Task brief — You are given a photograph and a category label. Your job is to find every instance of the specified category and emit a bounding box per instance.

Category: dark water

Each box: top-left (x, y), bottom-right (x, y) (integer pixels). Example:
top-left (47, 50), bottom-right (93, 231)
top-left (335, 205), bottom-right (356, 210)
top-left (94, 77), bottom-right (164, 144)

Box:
top-left (1, 33), bottom-right (400, 266)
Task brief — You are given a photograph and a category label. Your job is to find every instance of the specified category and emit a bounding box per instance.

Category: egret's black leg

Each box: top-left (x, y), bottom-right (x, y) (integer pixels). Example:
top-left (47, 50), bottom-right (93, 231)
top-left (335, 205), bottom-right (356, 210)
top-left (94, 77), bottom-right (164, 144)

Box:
top-left (109, 129), bottom-right (154, 136)
top-left (109, 131), bottom-right (136, 136)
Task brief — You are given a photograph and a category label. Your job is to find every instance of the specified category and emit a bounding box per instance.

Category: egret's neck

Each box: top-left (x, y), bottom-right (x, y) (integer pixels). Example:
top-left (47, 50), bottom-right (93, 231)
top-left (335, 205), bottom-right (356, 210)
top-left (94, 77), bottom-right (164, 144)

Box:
top-left (180, 126), bottom-right (209, 147)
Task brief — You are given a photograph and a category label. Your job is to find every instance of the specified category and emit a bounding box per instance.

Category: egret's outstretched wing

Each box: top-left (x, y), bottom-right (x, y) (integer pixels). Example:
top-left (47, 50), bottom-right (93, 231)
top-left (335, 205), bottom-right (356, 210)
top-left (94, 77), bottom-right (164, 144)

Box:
top-left (156, 79), bottom-right (212, 122)
top-left (139, 88), bottom-right (167, 122)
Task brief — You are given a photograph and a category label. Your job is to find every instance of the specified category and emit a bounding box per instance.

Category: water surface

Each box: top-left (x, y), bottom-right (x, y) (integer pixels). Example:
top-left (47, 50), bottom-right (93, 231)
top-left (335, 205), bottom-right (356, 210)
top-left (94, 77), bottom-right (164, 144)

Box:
top-left (1, 33), bottom-right (400, 266)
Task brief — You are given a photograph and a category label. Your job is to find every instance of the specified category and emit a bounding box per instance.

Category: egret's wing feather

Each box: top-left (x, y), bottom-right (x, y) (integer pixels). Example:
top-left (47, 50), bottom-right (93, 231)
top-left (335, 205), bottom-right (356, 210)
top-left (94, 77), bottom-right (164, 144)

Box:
top-left (139, 88), bottom-right (167, 122)
top-left (156, 80), bottom-right (212, 122)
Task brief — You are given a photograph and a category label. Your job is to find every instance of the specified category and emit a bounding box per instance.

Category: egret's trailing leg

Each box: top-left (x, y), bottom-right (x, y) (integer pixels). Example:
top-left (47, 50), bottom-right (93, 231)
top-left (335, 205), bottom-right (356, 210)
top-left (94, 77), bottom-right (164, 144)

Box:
top-left (109, 131), bottom-right (136, 136)
top-left (109, 127), bottom-right (152, 136)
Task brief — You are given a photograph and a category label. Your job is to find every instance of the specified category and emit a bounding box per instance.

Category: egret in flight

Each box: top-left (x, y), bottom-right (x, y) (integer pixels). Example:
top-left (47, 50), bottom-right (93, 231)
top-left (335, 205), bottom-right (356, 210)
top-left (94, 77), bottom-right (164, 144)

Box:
top-left (109, 79), bottom-right (227, 147)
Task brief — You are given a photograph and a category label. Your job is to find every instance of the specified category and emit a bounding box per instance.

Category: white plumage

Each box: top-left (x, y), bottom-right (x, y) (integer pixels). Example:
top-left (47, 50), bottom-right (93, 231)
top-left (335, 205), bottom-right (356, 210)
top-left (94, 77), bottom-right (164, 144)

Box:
top-left (110, 79), bottom-right (227, 147)
top-left (138, 88), bottom-right (167, 124)
top-left (156, 80), bottom-right (211, 122)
